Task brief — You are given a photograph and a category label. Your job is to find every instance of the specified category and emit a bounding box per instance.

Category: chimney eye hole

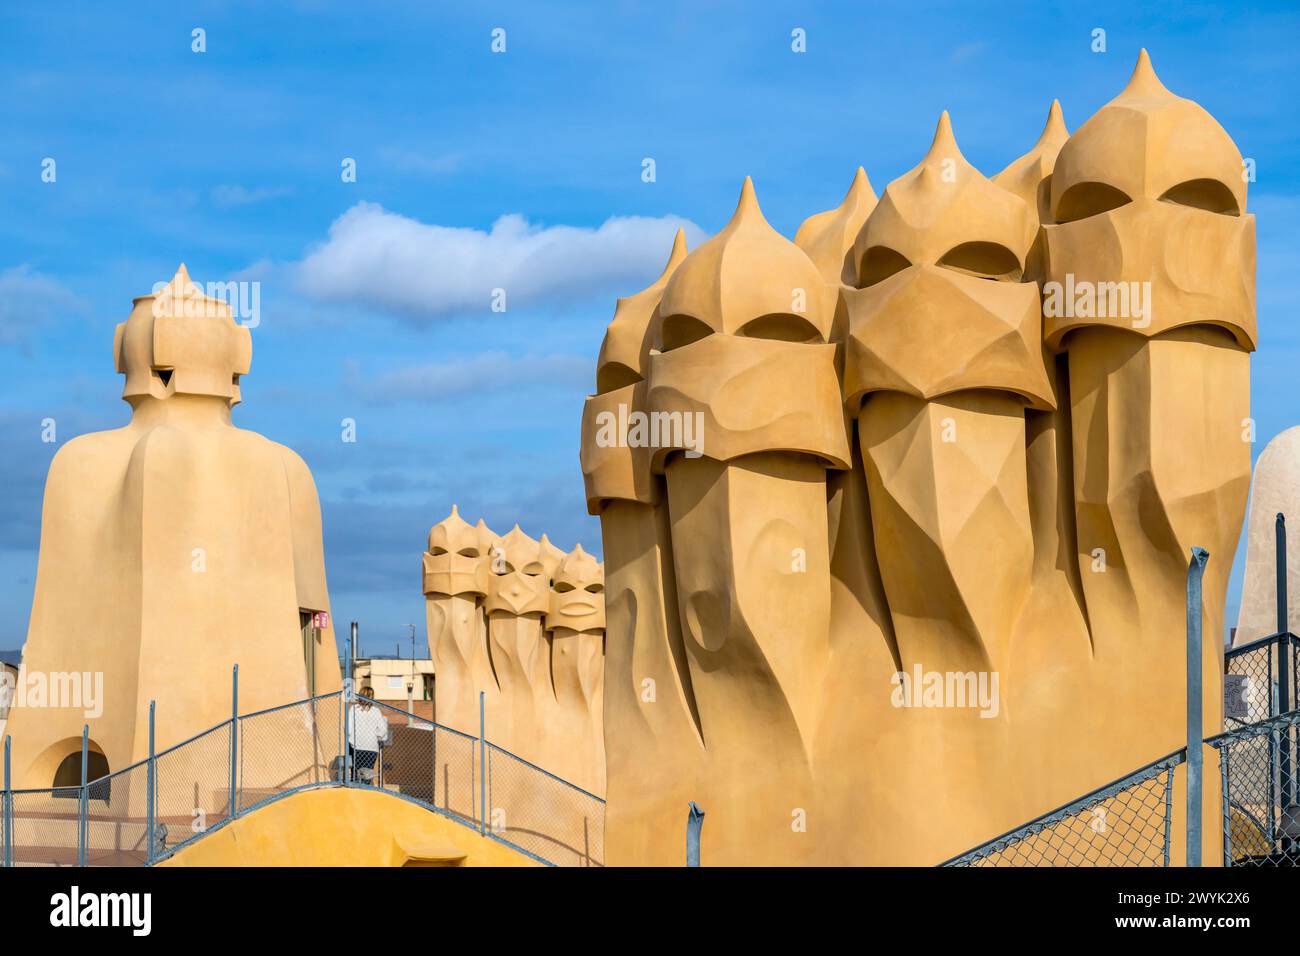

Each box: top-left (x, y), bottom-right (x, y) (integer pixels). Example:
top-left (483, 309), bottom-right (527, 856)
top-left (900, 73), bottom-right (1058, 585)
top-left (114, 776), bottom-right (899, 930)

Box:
top-left (1158, 179), bottom-right (1240, 216)
top-left (659, 314), bottom-right (713, 352)
top-left (936, 241), bottom-right (1023, 282)
top-left (857, 246), bottom-right (911, 288)
top-left (1054, 181), bottom-right (1132, 224)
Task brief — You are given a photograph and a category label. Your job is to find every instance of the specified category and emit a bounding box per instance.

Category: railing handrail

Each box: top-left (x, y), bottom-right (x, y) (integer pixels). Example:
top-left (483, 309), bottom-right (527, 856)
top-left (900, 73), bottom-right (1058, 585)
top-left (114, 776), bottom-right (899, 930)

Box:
top-left (940, 748), bottom-right (1187, 866)
top-left (1225, 629), bottom-right (1298, 659)
top-left (1205, 704), bottom-right (1300, 748)
top-left (151, 716), bottom-right (234, 762)
top-left (1, 683), bottom-right (604, 868)
top-left (485, 740), bottom-right (605, 804)
top-left (237, 691), bottom-right (342, 724)
top-left (945, 700), bottom-right (1300, 867)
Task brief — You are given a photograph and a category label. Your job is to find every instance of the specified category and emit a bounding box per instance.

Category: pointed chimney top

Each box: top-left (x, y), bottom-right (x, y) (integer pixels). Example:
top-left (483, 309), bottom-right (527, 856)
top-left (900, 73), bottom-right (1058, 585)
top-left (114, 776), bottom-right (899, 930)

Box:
top-left (1037, 99), bottom-right (1069, 146)
top-left (659, 228), bottom-right (690, 279)
top-left (727, 175), bottom-right (768, 228)
top-left (1122, 48), bottom-right (1171, 98)
top-left (845, 166), bottom-right (874, 204)
top-left (923, 111), bottom-right (965, 164)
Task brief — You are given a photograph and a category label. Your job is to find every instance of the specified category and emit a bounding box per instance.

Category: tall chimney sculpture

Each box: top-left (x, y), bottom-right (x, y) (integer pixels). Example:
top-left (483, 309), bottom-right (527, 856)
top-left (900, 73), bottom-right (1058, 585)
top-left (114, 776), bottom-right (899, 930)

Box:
top-left (582, 51), bottom-right (1254, 865)
top-left (10, 266), bottom-right (340, 793)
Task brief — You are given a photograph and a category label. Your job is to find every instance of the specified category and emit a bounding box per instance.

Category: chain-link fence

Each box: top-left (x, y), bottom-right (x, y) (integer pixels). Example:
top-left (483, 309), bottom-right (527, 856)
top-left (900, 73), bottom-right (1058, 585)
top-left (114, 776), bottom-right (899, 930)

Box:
top-left (350, 695), bottom-right (604, 864)
top-left (943, 753), bottom-right (1183, 867)
top-left (84, 759), bottom-right (150, 866)
top-left (8, 786), bottom-right (82, 866)
top-left (154, 721), bottom-right (235, 858)
top-left (239, 694), bottom-right (342, 814)
top-left (486, 742), bottom-right (604, 866)
top-left (1225, 632), bottom-right (1299, 726)
top-left (1210, 709), bottom-right (1300, 866)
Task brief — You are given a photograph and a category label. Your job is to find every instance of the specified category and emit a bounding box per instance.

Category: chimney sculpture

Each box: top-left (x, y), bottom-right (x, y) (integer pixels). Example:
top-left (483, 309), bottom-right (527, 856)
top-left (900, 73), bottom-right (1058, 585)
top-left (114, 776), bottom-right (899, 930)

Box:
top-left (582, 51), bottom-right (1255, 864)
top-left (546, 544), bottom-right (607, 795)
top-left (420, 510), bottom-right (606, 800)
top-left (423, 505), bottom-right (493, 736)
top-left (9, 266), bottom-right (341, 796)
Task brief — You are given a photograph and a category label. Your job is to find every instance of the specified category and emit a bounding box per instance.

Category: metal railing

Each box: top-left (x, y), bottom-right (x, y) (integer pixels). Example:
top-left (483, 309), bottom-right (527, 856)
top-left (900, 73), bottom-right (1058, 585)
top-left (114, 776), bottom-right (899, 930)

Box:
top-left (942, 752), bottom-right (1184, 867)
top-left (937, 517), bottom-right (1300, 868)
top-left (1, 668), bottom-right (604, 867)
top-left (1209, 709), bottom-right (1300, 866)
top-left (1225, 632), bottom-right (1299, 726)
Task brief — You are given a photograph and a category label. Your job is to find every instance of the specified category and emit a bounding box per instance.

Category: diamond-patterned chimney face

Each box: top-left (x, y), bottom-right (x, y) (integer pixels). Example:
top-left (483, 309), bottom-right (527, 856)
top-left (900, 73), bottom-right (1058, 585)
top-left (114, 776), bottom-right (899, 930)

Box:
top-left (579, 49), bottom-right (1256, 866)
top-left (420, 508), bottom-right (606, 796)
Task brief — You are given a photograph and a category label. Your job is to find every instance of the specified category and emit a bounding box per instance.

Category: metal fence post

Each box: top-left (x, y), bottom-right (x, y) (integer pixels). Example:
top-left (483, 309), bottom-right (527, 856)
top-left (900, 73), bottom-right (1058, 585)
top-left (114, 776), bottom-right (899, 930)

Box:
top-left (79, 723), bottom-right (88, 867)
top-left (1220, 741), bottom-right (1232, 866)
top-left (146, 700), bottom-right (156, 865)
top-left (1186, 546), bottom-right (1209, 867)
top-left (1276, 516), bottom-right (1294, 815)
top-left (479, 690), bottom-right (487, 835)
top-left (230, 664), bottom-right (238, 819)
top-left (1162, 765), bottom-right (1174, 868)
top-left (687, 801), bottom-right (704, 866)
top-left (3, 735), bottom-right (10, 868)
top-left (1278, 514), bottom-right (1291, 711)
top-left (1278, 513), bottom-right (1289, 639)
top-left (345, 623), bottom-right (355, 786)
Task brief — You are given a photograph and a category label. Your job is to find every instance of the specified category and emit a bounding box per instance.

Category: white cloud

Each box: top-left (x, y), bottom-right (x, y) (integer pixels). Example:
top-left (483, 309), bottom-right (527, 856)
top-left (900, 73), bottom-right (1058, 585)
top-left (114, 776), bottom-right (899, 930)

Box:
top-left (350, 351), bottom-right (590, 404)
top-left (0, 266), bottom-right (88, 346)
top-left (294, 202), bottom-right (705, 321)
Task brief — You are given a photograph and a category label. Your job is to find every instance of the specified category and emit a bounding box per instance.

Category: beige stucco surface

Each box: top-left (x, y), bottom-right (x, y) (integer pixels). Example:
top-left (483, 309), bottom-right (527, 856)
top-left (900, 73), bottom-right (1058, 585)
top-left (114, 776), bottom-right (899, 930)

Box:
top-left (7, 267), bottom-right (341, 789)
top-left (581, 51), bottom-right (1250, 865)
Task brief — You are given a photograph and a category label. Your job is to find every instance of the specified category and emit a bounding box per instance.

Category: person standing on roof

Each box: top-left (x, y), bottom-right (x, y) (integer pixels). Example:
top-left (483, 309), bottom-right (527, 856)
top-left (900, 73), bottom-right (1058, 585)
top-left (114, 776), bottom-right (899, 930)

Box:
top-left (348, 686), bottom-right (389, 785)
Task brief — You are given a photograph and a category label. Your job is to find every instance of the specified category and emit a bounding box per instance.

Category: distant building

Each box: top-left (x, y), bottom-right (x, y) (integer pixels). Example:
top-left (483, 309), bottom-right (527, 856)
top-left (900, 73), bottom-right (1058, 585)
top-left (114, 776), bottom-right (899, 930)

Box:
top-left (351, 656), bottom-right (435, 722)
top-left (0, 648), bottom-right (20, 725)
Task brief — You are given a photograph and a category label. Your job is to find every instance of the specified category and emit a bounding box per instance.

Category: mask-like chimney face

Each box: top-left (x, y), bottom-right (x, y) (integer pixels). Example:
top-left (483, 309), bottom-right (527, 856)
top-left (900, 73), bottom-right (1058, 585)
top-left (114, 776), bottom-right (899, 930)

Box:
top-left (484, 524), bottom-right (549, 616)
top-left (548, 544), bottom-right (605, 632)
top-left (853, 112), bottom-right (1036, 288)
top-left (844, 113), bottom-right (1052, 411)
top-left (657, 177), bottom-right (832, 350)
top-left (114, 264), bottom-right (252, 405)
top-left (423, 505), bottom-right (489, 597)
top-left (1043, 50), bottom-right (1256, 350)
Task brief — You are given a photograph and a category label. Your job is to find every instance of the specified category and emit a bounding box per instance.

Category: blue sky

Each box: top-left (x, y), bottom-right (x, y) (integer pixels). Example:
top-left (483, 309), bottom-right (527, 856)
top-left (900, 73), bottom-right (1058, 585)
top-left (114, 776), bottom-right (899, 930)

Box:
top-left (1, 1), bottom-right (1296, 655)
